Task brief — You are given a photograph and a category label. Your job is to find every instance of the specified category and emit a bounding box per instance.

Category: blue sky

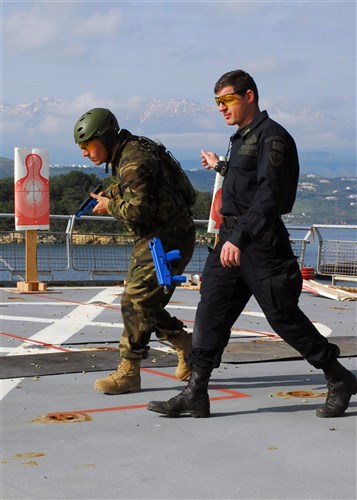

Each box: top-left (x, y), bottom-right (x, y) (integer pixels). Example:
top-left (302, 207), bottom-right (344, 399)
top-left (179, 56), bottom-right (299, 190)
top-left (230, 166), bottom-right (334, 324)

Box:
top-left (1, 0), bottom-right (356, 167)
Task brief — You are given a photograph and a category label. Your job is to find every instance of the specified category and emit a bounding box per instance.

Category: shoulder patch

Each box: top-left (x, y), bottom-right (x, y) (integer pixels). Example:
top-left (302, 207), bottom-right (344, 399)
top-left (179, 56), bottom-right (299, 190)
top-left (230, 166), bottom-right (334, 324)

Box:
top-left (268, 139), bottom-right (285, 167)
top-left (271, 140), bottom-right (284, 153)
top-left (269, 151), bottom-right (284, 167)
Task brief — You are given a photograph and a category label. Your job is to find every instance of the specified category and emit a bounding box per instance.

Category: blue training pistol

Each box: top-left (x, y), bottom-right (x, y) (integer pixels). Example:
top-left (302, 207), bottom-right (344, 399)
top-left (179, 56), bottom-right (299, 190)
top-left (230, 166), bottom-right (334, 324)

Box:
top-left (75, 184), bottom-right (103, 218)
top-left (149, 237), bottom-right (187, 293)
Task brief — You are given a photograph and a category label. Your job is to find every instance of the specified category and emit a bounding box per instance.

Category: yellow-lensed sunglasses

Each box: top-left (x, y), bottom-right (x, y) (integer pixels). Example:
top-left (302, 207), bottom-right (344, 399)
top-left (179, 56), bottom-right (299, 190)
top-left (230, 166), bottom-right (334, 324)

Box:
top-left (214, 93), bottom-right (241, 107)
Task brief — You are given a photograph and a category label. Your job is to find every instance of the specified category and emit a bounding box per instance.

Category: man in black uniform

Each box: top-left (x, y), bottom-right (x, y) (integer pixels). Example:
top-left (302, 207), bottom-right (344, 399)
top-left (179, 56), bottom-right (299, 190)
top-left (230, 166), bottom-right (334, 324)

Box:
top-left (148, 69), bottom-right (357, 419)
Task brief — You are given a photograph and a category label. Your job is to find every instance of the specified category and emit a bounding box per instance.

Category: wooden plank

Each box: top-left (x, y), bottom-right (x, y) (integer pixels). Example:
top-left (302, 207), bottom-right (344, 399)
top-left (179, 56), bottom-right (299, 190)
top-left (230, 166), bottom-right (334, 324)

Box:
top-left (25, 229), bottom-right (38, 282)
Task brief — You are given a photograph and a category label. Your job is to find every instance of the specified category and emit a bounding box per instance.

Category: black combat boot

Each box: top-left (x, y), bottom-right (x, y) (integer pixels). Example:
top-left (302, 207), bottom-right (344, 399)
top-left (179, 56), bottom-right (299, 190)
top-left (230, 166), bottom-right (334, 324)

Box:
top-left (316, 360), bottom-right (357, 418)
top-left (147, 365), bottom-right (212, 418)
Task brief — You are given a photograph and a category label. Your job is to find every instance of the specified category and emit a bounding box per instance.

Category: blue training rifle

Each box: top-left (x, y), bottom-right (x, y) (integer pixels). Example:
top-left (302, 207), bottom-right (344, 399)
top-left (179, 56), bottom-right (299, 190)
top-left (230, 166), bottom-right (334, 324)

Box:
top-left (149, 237), bottom-right (187, 293)
top-left (75, 184), bottom-right (103, 218)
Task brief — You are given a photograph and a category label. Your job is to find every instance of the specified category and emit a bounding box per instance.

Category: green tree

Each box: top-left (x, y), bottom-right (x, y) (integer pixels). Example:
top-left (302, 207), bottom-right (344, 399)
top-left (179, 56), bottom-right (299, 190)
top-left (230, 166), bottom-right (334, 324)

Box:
top-left (50, 171), bottom-right (105, 215)
top-left (0, 172), bottom-right (215, 233)
top-left (50, 171), bottom-right (117, 232)
top-left (0, 178), bottom-right (14, 213)
top-left (192, 191), bottom-right (212, 220)
top-left (0, 178), bottom-right (15, 230)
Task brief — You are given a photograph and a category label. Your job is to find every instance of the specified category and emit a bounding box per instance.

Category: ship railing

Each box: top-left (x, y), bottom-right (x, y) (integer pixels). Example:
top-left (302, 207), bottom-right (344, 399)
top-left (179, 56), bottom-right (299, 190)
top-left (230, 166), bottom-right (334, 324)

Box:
top-left (312, 225), bottom-right (357, 284)
top-left (0, 214), bottom-right (356, 284)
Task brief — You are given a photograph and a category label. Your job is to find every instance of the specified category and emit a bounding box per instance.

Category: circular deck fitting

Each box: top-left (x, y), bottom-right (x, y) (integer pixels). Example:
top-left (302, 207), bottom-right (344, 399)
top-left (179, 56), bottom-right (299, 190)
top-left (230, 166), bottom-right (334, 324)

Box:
top-left (32, 412), bottom-right (93, 424)
top-left (273, 390), bottom-right (327, 399)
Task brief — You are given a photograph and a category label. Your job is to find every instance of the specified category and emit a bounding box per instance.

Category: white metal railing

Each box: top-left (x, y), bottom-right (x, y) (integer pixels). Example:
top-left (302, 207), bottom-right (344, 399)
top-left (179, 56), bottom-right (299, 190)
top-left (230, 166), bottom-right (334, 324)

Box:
top-left (0, 214), bottom-right (356, 284)
top-left (312, 225), bottom-right (357, 284)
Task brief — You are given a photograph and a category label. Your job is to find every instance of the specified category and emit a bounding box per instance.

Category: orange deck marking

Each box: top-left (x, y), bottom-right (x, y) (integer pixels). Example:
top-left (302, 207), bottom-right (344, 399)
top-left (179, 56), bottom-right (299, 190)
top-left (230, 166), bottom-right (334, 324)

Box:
top-left (53, 404), bottom-right (149, 415)
top-left (53, 368), bottom-right (250, 416)
top-left (30, 293), bottom-right (122, 310)
top-left (0, 331), bottom-right (72, 352)
top-left (141, 367), bottom-right (179, 379)
top-left (142, 368), bottom-right (249, 399)
top-left (209, 385), bottom-right (250, 401)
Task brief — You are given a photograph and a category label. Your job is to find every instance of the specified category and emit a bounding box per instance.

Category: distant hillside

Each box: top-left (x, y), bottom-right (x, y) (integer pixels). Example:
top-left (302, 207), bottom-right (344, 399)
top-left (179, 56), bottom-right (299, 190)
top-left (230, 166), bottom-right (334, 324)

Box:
top-left (284, 174), bottom-right (356, 225)
top-left (181, 151), bottom-right (357, 178)
top-left (1, 156), bottom-right (356, 224)
top-left (185, 170), bottom-right (357, 225)
top-left (1, 150), bottom-right (356, 179)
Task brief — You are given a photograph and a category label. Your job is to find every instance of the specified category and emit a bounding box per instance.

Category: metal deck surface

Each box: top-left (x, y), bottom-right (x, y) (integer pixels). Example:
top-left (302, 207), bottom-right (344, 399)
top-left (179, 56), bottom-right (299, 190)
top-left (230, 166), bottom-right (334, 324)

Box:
top-left (1, 284), bottom-right (356, 500)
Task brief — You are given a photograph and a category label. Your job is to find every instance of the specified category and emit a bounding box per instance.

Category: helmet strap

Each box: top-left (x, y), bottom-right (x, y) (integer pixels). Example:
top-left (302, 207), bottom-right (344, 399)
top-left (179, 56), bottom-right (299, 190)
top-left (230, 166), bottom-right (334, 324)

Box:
top-left (107, 130), bottom-right (127, 175)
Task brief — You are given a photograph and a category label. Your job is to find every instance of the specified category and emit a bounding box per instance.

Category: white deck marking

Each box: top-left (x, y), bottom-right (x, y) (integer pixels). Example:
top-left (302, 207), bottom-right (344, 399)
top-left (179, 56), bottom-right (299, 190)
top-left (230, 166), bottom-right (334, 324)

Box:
top-left (0, 378), bottom-right (23, 399)
top-left (1, 315), bottom-right (60, 324)
top-left (1, 288), bottom-right (333, 399)
top-left (0, 288), bottom-right (118, 400)
top-left (0, 300), bottom-right (265, 317)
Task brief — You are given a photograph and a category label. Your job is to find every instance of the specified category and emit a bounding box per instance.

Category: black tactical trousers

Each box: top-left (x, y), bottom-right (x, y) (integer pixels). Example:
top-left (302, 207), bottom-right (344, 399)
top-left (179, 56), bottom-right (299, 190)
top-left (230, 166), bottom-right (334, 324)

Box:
top-left (188, 241), bottom-right (340, 370)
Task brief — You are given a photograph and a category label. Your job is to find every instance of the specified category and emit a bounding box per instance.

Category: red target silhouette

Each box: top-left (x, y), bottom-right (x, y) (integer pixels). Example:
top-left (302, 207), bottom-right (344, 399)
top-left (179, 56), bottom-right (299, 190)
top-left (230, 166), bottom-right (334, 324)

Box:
top-left (15, 152), bottom-right (49, 229)
top-left (210, 187), bottom-right (223, 229)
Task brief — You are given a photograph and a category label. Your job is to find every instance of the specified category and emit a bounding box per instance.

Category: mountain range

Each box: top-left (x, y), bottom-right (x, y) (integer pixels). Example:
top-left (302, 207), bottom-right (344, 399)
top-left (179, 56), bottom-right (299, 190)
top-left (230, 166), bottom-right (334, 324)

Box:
top-left (1, 97), bottom-right (356, 177)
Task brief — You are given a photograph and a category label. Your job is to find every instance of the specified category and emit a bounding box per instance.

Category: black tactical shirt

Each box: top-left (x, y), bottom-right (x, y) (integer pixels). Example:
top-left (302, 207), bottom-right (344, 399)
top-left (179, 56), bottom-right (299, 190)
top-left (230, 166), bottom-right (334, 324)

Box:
top-left (221, 110), bottom-right (299, 251)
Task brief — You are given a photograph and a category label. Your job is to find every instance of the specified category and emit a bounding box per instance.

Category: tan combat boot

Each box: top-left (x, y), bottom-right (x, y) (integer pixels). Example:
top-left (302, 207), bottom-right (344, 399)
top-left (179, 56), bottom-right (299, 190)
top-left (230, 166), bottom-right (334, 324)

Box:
top-left (169, 330), bottom-right (192, 381)
top-left (94, 358), bottom-right (141, 395)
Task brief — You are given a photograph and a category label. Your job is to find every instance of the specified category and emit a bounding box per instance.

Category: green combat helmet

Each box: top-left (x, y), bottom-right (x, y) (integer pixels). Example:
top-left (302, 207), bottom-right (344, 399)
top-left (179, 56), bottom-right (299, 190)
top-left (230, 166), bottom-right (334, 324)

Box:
top-left (73, 108), bottom-right (119, 144)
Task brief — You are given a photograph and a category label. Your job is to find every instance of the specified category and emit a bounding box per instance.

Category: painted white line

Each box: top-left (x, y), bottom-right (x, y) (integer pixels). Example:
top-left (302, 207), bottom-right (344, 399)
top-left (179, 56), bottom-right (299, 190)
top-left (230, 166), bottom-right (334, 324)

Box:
top-left (0, 302), bottom-right (88, 307)
top-left (0, 288), bottom-right (119, 400)
top-left (1, 315), bottom-right (58, 324)
top-left (1, 315), bottom-right (118, 327)
top-left (240, 311), bottom-right (266, 318)
top-left (312, 322), bottom-right (332, 337)
top-left (1, 320), bottom-right (332, 358)
top-left (230, 330), bottom-right (279, 338)
top-left (24, 290), bottom-right (119, 346)
top-left (0, 300), bottom-right (122, 307)
top-left (0, 301), bottom-right (266, 318)
top-left (1, 379), bottom-right (23, 399)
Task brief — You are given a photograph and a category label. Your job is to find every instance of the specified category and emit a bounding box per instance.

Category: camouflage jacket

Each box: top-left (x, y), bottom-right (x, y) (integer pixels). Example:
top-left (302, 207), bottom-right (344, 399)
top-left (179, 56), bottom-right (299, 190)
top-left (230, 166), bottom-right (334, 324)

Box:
top-left (105, 130), bottom-right (194, 237)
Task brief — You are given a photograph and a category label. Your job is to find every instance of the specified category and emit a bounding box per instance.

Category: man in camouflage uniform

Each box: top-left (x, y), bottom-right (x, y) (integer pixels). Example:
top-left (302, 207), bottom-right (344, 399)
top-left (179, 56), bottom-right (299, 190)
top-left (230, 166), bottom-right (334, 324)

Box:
top-left (73, 108), bottom-right (196, 395)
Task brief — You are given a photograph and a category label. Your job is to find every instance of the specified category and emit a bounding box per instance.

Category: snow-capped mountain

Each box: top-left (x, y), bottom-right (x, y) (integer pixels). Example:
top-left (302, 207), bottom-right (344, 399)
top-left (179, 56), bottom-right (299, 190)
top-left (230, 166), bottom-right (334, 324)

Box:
top-left (1, 97), bottom-right (356, 177)
top-left (1, 96), bottom-right (218, 133)
top-left (1, 96), bottom-right (226, 164)
top-left (1, 96), bottom-right (63, 117)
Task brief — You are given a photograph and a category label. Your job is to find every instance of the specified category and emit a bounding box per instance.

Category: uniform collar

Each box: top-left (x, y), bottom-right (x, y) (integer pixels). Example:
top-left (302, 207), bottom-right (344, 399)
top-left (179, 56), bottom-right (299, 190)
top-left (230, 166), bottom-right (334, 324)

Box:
top-left (230, 110), bottom-right (269, 140)
top-left (110, 129), bottom-right (133, 164)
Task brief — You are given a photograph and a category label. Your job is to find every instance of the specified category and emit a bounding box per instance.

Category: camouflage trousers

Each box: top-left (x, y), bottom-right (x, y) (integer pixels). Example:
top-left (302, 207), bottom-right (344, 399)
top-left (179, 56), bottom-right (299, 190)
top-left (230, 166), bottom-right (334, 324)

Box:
top-left (119, 223), bottom-right (196, 359)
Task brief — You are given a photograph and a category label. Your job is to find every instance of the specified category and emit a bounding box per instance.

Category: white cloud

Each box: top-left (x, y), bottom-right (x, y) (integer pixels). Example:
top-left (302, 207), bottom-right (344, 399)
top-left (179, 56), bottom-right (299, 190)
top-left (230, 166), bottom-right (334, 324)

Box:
top-left (3, 3), bottom-right (122, 58)
top-left (4, 7), bottom-right (56, 52)
top-left (269, 108), bottom-right (355, 153)
top-left (156, 131), bottom-right (229, 157)
top-left (76, 9), bottom-right (122, 37)
top-left (1, 1), bottom-right (355, 164)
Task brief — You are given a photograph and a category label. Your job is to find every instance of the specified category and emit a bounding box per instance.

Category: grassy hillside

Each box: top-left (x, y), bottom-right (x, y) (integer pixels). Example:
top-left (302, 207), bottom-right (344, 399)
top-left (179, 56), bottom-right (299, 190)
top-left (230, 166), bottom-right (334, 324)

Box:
top-left (1, 157), bottom-right (356, 224)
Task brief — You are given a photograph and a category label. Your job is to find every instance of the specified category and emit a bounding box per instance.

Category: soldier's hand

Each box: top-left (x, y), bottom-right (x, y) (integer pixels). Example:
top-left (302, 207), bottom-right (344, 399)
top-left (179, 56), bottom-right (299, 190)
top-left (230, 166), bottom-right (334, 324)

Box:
top-left (220, 241), bottom-right (241, 267)
top-left (91, 192), bottom-right (109, 215)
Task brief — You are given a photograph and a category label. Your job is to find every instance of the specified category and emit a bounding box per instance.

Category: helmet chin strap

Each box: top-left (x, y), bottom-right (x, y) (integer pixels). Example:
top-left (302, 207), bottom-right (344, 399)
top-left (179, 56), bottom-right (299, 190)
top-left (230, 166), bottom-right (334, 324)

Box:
top-left (106, 139), bottom-right (120, 175)
top-left (102, 144), bottom-right (111, 174)
top-left (106, 130), bottom-right (126, 175)
top-left (99, 132), bottom-right (119, 174)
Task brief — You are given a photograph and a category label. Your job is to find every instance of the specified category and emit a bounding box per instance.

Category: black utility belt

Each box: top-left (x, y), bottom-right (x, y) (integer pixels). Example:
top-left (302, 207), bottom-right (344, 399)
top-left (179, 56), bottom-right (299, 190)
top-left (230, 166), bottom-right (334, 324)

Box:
top-left (221, 215), bottom-right (238, 228)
